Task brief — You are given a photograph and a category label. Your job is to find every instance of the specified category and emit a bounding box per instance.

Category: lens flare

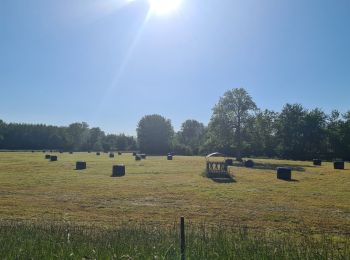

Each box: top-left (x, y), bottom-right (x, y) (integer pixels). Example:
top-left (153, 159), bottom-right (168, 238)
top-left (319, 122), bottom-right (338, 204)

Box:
top-left (148, 0), bottom-right (182, 15)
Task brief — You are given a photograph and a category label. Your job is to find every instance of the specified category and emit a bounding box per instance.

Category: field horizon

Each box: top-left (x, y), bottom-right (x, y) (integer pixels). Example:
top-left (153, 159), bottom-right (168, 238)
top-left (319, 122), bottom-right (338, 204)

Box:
top-left (0, 152), bottom-right (349, 236)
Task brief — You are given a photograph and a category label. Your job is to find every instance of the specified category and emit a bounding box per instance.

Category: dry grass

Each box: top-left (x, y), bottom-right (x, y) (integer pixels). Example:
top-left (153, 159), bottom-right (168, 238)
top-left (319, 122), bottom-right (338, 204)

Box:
top-left (0, 152), bottom-right (349, 235)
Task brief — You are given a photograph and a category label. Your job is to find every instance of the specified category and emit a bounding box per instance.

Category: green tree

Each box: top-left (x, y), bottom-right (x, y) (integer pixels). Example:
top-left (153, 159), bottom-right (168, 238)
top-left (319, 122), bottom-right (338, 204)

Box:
top-left (137, 114), bottom-right (174, 154)
top-left (248, 109), bottom-right (278, 157)
top-left (0, 120), bottom-right (5, 146)
top-left (209, 88), bottom-right (257, 158)
top-left (276, 104), bottom-right (307, 159)
top-left (302, 108), bottom-right (327, 159)
top-left (176, 119), bottom-right (206, 154)
top-left (86, 127), bottom-right (105, 151)
top-left (66, 122), bottom-right (89, 151)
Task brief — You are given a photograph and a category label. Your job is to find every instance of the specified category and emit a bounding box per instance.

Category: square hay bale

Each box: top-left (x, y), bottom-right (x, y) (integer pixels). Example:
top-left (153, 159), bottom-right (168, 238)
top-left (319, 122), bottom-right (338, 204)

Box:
top-left (76, 161), bottom-right (86, 170)
top-left (277, 167), bottom-right (291, 180)
top-left (50, 155), bottom-right (58, 162)
top-left (244, 160), bottom-right (254, 168)
top-left (313, 159), bottom-right (322, 166)
top-left (225, 159), bottom-right (233, 166)
top-left (112, 165), bottom-right (125, 177)
top-left (334, 161), bottom-right (345, 170)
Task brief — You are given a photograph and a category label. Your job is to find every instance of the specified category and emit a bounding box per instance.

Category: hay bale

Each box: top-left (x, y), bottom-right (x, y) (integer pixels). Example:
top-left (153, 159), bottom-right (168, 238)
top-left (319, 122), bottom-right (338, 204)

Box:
top-left (245, 160), bottom-right (254, 168)
top-left (135, 155), bottom-right (141, 161)
top-left (225, 159), bottom-right (233, 166)
top-left (334, 161), bottom-right (345, 170)
top-left (50, 155), bottom-right (58, 162)
top-left (45, 154), bottom-right (51, 159)
top-left (313, 159), bottom-right (322, 166)
top-left (112, 165), bottom-right (125, 177)
top-left (76, 161), bottom-right (86, 170)
top-left (96, 152), bottom-right (100, 156)
top-left (277, 167), bottom-right (291, 180)
top-left (109, 153), bottom-right (115, 158)
top-left (167, 154), bottom-right (173, 160)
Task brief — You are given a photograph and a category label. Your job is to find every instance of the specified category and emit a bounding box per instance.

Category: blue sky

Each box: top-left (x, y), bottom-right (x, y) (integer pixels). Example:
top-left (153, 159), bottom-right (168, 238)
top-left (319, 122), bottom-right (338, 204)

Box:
top-left (1, 0), bottom-right (349, 135)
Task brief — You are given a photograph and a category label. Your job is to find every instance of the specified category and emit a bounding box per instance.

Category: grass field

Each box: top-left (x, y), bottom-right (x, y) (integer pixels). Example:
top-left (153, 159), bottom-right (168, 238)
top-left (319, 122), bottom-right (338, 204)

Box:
top-left (0, 152), bottom-right (349, 233)
top-left (0, 152), bottom-right (349, 258)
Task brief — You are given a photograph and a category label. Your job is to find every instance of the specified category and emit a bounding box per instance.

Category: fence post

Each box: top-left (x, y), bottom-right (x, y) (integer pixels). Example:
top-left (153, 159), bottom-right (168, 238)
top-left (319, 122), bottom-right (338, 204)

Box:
top-left (180, 216), bottom-right (185, 260)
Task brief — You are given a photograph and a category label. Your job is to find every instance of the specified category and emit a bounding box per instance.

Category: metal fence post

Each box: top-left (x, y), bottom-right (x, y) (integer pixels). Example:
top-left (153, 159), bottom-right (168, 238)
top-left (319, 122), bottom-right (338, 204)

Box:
top-left (180, 216), bottom-right (185, 260)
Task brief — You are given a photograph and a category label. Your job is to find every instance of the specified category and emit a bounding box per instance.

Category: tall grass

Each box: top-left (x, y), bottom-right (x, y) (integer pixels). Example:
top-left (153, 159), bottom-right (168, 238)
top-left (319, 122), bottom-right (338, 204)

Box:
top-left (0, 222), bottom-right (348, 259)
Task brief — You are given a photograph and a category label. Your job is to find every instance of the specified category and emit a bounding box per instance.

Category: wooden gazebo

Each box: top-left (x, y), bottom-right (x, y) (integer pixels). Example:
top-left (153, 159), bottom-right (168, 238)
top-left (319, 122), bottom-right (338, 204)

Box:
top-left (206, 152), bottom-right (230, 178)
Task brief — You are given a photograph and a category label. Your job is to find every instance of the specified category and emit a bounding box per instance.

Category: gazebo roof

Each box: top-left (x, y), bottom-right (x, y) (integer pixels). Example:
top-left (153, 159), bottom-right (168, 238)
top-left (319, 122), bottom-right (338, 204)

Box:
top-left (206, 152), bottom-right (226, 158)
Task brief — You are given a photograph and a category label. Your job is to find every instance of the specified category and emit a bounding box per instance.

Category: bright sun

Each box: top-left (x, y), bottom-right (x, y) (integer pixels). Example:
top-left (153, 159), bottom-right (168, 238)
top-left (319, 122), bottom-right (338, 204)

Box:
top-left (148, 0), bottom-right (182, 15)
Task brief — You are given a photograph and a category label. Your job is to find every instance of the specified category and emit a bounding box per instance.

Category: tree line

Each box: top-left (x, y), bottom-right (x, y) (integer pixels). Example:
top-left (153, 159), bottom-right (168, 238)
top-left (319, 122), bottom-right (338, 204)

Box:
top-left (1, 88), bottom-right (349, 160)
top-left (0, 121), bottom-right (137, 152)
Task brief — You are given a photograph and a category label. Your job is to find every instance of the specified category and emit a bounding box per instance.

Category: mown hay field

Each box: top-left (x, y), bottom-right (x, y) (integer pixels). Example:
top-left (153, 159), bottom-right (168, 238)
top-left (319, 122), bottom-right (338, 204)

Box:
top-left (0, 152), bottom-right (349, 235)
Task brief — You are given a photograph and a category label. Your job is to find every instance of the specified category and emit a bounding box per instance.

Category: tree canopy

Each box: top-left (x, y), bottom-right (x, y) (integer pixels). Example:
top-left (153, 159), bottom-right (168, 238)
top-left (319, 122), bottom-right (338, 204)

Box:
top-left (1, 88), bottom-right (349, 161)
top-left (137, 114), bottom-right (174, 154)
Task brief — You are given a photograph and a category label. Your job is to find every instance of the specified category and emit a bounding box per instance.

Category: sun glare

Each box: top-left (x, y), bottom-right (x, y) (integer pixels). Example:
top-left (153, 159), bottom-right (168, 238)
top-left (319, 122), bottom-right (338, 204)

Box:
top-left (148, 0), bottom-right (182, 15)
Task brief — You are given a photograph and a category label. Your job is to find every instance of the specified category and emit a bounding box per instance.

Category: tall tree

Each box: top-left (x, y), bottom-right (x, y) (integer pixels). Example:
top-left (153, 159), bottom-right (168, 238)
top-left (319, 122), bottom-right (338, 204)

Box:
top-left (209, 88), bottom-right (257, 158)
top-left (137, 114), bottom-right (174, 154)
top-left (176, 119), bottom-right (206, 154)
top-left (86, 127), bottom-right (105, 151)
top-left (276, 104), bottom-right (307, 159)
top-left (248, 109), bottom-right (278, 157)
top-left (66, 122), bottom-right (89, 150)
top-left (302, 108), bottom-right (327, 159)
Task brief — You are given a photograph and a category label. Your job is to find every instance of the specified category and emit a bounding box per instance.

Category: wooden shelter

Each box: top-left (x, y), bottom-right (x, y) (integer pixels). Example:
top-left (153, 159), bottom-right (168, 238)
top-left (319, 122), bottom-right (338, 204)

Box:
top-left (206, 152), bottom-right (229, 178)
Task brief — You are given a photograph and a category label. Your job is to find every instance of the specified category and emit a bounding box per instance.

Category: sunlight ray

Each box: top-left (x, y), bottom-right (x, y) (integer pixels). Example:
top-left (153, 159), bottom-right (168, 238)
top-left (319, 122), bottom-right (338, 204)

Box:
top-left (91, 9), bottom-right (153, 124)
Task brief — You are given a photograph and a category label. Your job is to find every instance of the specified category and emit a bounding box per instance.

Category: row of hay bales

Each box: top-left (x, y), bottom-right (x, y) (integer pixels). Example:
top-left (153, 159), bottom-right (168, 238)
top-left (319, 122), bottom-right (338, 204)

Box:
top-left (43, 152), bottom-right (174, 177)
top-left (223, 158), bottom-right (347, 181)
top-left (39, 150), bottom-right (126, 155)
top-left (44, 154), bottom-right (125, 177)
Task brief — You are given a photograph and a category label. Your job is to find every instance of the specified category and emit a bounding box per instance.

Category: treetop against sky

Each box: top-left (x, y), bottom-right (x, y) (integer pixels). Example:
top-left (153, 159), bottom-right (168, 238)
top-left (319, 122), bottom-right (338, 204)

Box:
top-left (1, 0), bottom-right (349, 134)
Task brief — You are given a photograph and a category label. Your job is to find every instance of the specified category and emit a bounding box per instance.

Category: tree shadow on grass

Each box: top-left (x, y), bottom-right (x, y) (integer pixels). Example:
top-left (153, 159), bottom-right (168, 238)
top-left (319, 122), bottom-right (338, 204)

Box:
top-left (277, 178), bottom-right (299, 182)
top-left (203, 171), bottom-right (236, 183)
top-left (231, 162), bottom-right (308, 172)
top-left (211, 176), bottom-right (236, 183)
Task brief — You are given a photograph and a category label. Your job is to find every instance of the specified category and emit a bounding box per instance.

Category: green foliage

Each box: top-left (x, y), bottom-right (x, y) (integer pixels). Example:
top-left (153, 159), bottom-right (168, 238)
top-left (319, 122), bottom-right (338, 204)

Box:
top-left (0, 88), bottom-right (349, 160)
top-left (0, 222), bottom-right (348, 259)
top-left (208, 88), bottom-right (257, 158)
top-left (0, 121), bottom-right (135, 152)
top-left (175, 119), bottom-right (206, 155)
top-left (247, 109), bottom-right (278, 157)
top-left (137, 114), bottom-right (174, 154)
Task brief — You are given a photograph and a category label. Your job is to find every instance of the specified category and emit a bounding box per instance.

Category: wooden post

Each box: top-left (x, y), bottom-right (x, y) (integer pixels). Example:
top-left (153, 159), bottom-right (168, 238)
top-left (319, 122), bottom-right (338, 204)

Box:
top-left (180, 216), bottom-right (185, 260)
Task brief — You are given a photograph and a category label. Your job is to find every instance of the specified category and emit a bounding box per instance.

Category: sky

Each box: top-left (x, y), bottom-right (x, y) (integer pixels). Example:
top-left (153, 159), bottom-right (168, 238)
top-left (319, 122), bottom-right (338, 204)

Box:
top-left (1, 0), bottom-right (350, 135)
